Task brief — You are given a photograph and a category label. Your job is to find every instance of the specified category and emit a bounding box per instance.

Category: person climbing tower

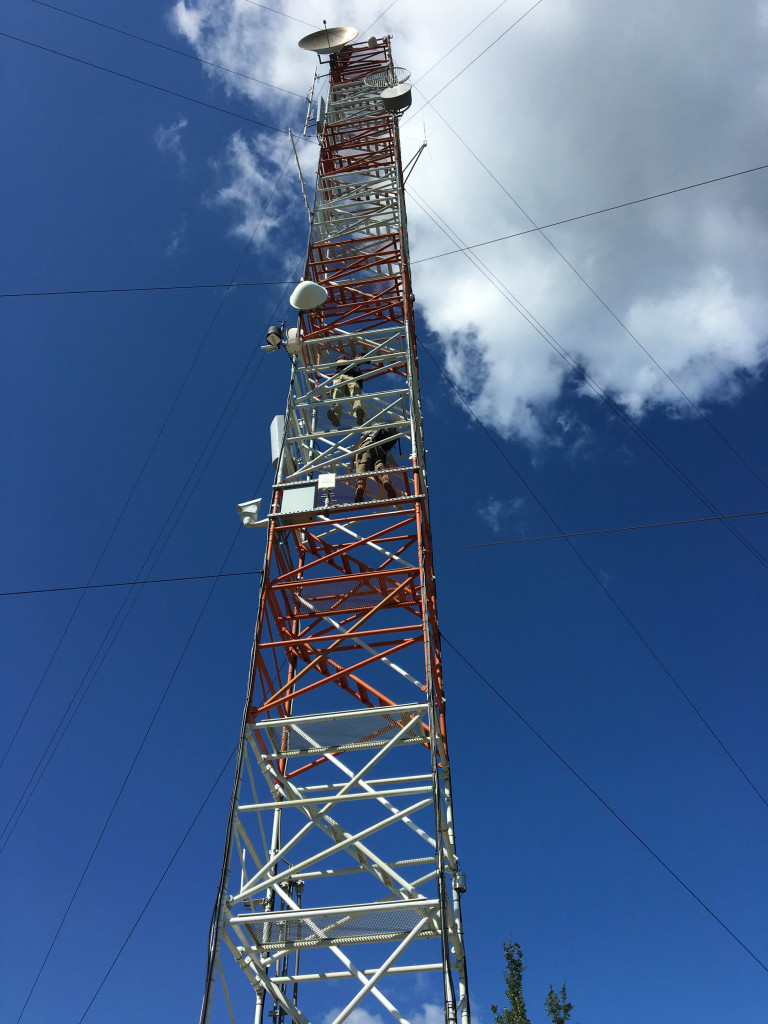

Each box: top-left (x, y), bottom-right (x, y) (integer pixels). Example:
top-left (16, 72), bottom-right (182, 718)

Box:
top-left (327, 358), bottom-right (369, 427)
top-left (352, 426), bottom-right (398, 502)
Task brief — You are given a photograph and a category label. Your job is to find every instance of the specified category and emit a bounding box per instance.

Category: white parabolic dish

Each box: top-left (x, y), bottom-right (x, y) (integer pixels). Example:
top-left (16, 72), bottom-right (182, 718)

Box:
top-left (298, 26), bottom-right (358, 54)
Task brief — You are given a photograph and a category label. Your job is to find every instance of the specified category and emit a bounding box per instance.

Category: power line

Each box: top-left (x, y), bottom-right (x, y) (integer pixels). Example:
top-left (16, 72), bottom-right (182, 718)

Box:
top-left (68, 624), bottom-right (768, 1016)
top-left (410, 162), bottom-right (768, 264)
top-left (7, 12), bottom-right (764, 1002)
top-left (0, 157), bottom-right (291, 792)
top-left (0, 292), bottom-right (283, 844)
top-left (239, 0), bottom-right (317, 27)
top-left (417, 336), bottom-right (768, 810)
top-left (24, 0), bottom-right (307, 98)
top-left (73, 744), bottom-right (237, 1022)
top-left (0, 447), bottom-right (268, 855)
top-left (0, 281), bottom-right (294, 298)
top-left (408, 1), bottom-right (768, 508)
top-left (413, 0), bottom-right (514, 87)
top-left (363, 1), bottom-right (400, 36)
top-left (3, 510), bottom-right (767, 598)
top-left (5, 164), bottom-right (766, 300)
top-left (79, 650), bottom-right (300, 1022)
top-left (433, 509), bottom-right (768, 552)
top-left (405, 0), bottom-right (547, 123)
top-left (413, 89), bottom-right (768, 494)
top-left (439, 633), bottom-right (768, 975)
top-left (1, 569), bottom-right (262, 597)
top-left (13, 529), bottom-right (242, 1023)
top-left (0, 260), bottom-right (299, 850)
top-left (1, 217), bottom-right (299, 845)
top-left (0, 30), bottom-right (292, 134)
top-left (410, 187), bottom-right (768, 575)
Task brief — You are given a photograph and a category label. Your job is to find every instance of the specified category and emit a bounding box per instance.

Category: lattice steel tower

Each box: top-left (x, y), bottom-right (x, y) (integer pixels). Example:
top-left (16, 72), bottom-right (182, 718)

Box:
top-left (200, 30), bottom-right (470, 1024)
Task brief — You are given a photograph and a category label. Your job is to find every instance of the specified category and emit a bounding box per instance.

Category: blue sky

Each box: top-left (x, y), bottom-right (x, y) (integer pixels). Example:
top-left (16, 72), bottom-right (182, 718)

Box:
top-left (1, 1), bottom-right (767, 1022)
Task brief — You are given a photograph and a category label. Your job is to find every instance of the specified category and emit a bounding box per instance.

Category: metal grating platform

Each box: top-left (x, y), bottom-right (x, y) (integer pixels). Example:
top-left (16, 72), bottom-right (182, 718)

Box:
top-left (253, 706), bottom-right (428, 757)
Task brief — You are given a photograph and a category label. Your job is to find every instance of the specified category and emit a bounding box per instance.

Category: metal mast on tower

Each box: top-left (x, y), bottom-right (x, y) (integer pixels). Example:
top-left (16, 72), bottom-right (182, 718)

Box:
top-left (200, 30), bottom-right (470, 1024)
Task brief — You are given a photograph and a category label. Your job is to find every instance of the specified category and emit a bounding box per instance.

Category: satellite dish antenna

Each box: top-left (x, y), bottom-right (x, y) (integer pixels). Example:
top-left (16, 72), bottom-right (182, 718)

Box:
top-left (298, 24), bottom-right (358, 55)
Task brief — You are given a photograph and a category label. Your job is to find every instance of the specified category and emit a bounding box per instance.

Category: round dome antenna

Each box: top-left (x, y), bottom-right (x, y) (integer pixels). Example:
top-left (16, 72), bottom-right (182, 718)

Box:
top-left (298, 25), bottom-right (358, 54)
top-left (289, 280), bottom-right (329, 311)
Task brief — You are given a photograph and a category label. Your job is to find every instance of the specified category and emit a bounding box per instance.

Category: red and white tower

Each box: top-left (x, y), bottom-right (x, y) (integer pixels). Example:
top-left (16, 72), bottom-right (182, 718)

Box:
top-left (200, 30), bottom-right (470, 1024)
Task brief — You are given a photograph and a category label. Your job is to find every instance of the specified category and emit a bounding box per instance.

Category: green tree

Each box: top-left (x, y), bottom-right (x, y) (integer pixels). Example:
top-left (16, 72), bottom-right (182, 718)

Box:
top-left (491, 941), bottom-right (530, 1024)
top-left (491, 940), bottom-right (577, 1024)
top-left (544, 983), bottom-right (574, 1024)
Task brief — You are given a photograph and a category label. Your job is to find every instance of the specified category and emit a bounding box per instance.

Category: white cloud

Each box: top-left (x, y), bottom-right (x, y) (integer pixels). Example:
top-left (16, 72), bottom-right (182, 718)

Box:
top-left (479, 495), bottom-right (526, 533)
top-left (169, 0), bottom-right (206, 45)
top-left (412, 1003), bottom-right (447, 1024)
top-left (165, 218), bottom-right (187, 257)
top-left (168, 0), bottom-right (768, 441)
top-left (169, 0), bottom-right (318, 106)
top-left (321, 1000), bottom-right (446, 1024)
top-left (154, 115), bottom-right (189, 167)
top-left (208, 131), bottom-right (299, 244)
top-left (322, 1006), bottom-right (385, 1024)
top-left (616, 267), bottom-right (768, 414)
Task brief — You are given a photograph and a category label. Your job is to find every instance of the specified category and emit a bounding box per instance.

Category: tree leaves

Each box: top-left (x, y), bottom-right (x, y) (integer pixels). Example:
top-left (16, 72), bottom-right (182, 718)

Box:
top-left (492, 940), bottom-right (577, 1024)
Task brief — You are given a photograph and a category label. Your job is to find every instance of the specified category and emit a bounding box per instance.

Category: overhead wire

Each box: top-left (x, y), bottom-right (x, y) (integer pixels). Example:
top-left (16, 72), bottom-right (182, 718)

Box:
top-left (236, 0), bottom-right (317, 28)
top-left (9, 0), bottom-right (767, 515)
top-left (410, 162), bottom-right (768, 264)
top-left (23, 0), bottom-right (308, 98)
top-left (433, 509), bottom-right (768, 551)
top-left (411, 89), bottom-right (768, 494)
top-left (1, 569), bottom-right (263, 597)
top-left (0, 30), bottom-right (293, 135)
top-left (409, 187), bottom-right (768, 575)
top-left (1, 7), bottom-right (318, 807)
top-left (4, 193), bottom-right (765, 847)
top-left (0, 446), bottom-right (266, 856)
top-left (7, 231), bottom-right (300, 984)
top-left (415, 330), bottom-right (768, 810)
top-left (404, 0), bottom-right (548, 123)
top-left (78, 641), bottom-right (297, 1021)
top-left (362, 1), bottom-right (401, 37)
top-left (19, 472), bottom-right (280, 1011)
top-left (411, 0), bottom-right (514, 86)
top-left (0, 204), bottom-right (301, 851)
top-left (3, 164), bottom-right (766, 300)
top-left (410, 192), bottom-right (768, 807)
top-left (439, 633), bottom-right (768, 975)
top-left (0, 153), bottom-right (292, 778)
top-left (73, 743), bottom-right (238, 1023)
top-left (0, 281), bottom-right (294, 298)
top-left (38, 590), bottom-right (766, 1015)
top-left (402, 0), bottom-right (768, 494)
top-left (1, 188), bottom-right (297, 851)
top-left (7, 5), bottom-right (764, 1003)
top-left (13, 526), bottom-right (244, 1023)
top-left (2, 509), bottom-right (767, 598)
top-left (0, 317), bottom-right (283, 849)
top-left (62, 625), bottom-right (768, 1018)
top-left (31, 488), bottom-right (762, 1010)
